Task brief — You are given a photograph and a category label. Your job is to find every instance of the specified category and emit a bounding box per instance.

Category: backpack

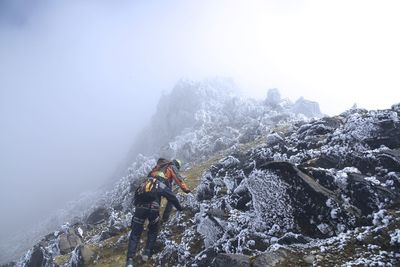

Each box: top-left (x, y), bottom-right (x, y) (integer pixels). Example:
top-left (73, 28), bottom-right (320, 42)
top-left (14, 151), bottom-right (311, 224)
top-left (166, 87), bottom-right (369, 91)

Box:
top-left (134, 177), bottom-right (158, 204)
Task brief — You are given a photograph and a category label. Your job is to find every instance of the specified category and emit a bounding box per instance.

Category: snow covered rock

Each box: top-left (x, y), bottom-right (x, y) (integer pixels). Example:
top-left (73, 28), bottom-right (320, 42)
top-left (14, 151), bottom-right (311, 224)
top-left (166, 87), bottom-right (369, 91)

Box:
top-left (26, 246), bottom-right (45, 267)
top-left (59, 228), bottom-right (82, 254)
top-left (291, 97), bottom-right (323, 118)
top-left (210, 253), bottom-right (250, 267)
top-left (391, 102), bottom-right (400, 113)
top-left (86, 207), bottom-right (110, 225)
top-left (265, 88), bottom-right (281, 106)
top-left (8, 78), bottom-right (400, 267)
top-left (253, 249), bottom-right (289, 267)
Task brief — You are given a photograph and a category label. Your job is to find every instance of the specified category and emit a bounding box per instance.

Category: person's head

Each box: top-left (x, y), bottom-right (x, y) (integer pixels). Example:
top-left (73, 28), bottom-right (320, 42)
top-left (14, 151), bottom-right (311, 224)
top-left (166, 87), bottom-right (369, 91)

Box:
top-left (172, 159), bottom-right (182, 170)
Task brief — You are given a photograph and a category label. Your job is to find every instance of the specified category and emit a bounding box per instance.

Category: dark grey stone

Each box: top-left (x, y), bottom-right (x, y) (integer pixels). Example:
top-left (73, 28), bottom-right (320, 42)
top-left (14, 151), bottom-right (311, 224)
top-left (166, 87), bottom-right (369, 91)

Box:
top-left (211, 253), bottom-right (250, 267)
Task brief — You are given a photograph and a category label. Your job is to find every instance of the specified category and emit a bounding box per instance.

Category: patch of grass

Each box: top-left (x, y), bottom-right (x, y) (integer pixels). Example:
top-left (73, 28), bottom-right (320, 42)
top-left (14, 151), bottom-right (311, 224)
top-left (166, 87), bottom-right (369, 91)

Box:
top-left (182, 153), bottom-right (224, 192)
top-left (182, 137), bottom-right (268, 191)
top-left (53, 254), bottom-right (70, 266)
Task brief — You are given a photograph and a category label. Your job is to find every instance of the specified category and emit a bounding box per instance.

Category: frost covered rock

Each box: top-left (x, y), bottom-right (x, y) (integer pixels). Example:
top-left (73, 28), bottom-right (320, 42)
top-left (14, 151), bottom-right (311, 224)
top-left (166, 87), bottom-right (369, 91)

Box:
top-left (196, 216), bottom-right (225, 248)
top-left (291, 97), bottom-right (322, 118)
top-left (391, 102), bottom-right (400, 112)
top-left (345, 173), bottom-right (396, 216)
top-left (86, 207), bottom-right (110, 225)
top-left (10, 76), bottom-right (400, 267)
top-left (254, 161), bottom-right (350, 237)
top-left (265, 88), bottom-right (281, 106)
top-left (26, 246), bottom-right (45, 267)
top-left (266, 132), bottom-right (284, 147)
top-left (390, 229), bottom-right (400, 246)
top-left (277, 232), bottom-right (310, 245)
top-left (253, 249), bottom-right (289, 267)
top-left (59, 228), bottom-right (82, 254)
top-left (127, 78), bottom-right (316, 165)
top-left (210, 253), bottom-right (250, 267)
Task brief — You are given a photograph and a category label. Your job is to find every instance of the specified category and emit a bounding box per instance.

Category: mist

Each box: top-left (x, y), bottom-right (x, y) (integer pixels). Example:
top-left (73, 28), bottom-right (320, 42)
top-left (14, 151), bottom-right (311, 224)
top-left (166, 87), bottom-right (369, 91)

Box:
top-left (0, 0), bottom-right (176, 245)
top-left (1, 0), bottom-right (400, 261)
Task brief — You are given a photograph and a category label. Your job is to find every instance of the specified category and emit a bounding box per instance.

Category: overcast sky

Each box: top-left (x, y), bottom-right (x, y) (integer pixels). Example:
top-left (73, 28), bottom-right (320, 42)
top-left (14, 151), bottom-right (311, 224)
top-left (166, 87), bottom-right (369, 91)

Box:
top-left (1, 0), bottom-right (400, 258)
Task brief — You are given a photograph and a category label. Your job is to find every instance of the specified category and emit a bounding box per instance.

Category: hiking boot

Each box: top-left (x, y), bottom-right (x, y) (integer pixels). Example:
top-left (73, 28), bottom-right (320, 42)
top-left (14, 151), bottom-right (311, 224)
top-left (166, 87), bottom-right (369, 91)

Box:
top-left (126, 258), bottom-right (134, 267)
top-left (142, 249), bottom-right (151, 262)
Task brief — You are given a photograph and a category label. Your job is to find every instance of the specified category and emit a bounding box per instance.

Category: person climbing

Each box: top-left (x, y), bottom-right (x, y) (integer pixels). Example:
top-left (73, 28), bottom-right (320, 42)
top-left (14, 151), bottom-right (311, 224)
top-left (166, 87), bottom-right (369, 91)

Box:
top-left (126, 177), bottom-right (184, 267)
top-left (148, 158), bottom-right (191, 223)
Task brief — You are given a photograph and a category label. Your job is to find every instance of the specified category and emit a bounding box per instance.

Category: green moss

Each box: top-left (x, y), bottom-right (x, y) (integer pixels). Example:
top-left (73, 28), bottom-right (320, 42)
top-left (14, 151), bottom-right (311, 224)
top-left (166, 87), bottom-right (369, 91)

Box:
top-left (53, 254), bottom-right (70, 266)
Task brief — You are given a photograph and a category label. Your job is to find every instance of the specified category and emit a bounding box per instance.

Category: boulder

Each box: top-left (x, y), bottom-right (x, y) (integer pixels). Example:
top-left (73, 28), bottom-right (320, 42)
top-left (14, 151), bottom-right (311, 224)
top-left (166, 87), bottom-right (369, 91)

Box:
top-left (230, 185), bottom-right (251, 211)
top-left (363, 113), bottom-right (400, 149)
top-left (255, 161), bottom-right (351, 237)
top-left (391, 102), bottom-right (400, 113)
top-left (377, 149), bottom-right (400, 172)
top-left (99, 225), bottom-right (124, 241)
top-left (346, 173), bottom-right (398, 216)
top-left (303, 154), bottom-right (342, 169)
top-left (59, 228), bottom-right (82, 255)
top-left (86, 207), bottom-right (110, 225)
top-left (194, 248), bottom-right (218, 267)
top-left (265, 88), bottom-right (281, 106)
top-left (299, 167), bottom-right (338, 191)
top-left (26, 246), bottom-right (44, 267)
top-left (266, 133), bottom-right (284, 147)
top-left (197, 181), bottom-right (215, 201)
top-left (211, 253), bottom-right (250, 267)
top-left (291, 97), bottom-right (322, 118)
top-left (277, 232), bottom-right (310, 245)
top-left (196, 215), bottom-right (225, 248)
top-left (253, 249), bottom-right (288, 267)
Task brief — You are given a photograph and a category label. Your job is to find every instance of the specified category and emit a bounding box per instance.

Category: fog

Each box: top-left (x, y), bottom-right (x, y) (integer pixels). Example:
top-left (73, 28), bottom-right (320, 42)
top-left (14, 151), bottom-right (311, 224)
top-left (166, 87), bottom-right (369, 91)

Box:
top-left (1, 0), bottom-right (400, 261)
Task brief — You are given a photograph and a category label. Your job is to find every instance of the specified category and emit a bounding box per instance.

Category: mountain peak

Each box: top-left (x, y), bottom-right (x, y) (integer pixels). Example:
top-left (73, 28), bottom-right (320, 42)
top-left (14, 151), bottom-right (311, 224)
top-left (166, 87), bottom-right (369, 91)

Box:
top-left (12, 81), bottom-right (400, 267)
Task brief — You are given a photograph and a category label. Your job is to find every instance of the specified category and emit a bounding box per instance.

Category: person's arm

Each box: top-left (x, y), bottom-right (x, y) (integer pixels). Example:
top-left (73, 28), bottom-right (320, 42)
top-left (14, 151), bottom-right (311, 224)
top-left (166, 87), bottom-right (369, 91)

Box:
top-left (159, 183), bottom-right (183, 211)
top-left (170, 165), bottom-right (191, 193)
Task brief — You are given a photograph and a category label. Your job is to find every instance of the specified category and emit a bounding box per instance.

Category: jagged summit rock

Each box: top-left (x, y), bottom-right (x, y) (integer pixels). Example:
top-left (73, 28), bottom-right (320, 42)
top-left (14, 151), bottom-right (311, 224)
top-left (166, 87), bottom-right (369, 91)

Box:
top-left (392, 102), bottom-right (400, 113)
top-left (130, 78), bottom-right (323, 164)
top-left (265, 88), bottom-right (281, 106)
top-left (291, 96), bottom-right (323, 118)
top-left (129, 77), bottom-right (239, 158)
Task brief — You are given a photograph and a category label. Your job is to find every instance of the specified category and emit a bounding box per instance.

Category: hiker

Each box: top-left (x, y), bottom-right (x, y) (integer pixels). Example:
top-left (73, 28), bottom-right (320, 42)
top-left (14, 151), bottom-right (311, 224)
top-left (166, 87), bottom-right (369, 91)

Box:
top-left (148, 158), bottom-right (191, 223)
top-left (126, 177), bottom-right (184, 267)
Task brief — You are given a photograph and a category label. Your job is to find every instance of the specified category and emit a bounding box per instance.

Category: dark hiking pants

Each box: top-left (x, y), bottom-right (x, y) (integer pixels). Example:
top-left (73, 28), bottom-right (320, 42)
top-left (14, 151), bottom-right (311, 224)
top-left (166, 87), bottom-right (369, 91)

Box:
top-left (126, 204), bottom-right (159, 259)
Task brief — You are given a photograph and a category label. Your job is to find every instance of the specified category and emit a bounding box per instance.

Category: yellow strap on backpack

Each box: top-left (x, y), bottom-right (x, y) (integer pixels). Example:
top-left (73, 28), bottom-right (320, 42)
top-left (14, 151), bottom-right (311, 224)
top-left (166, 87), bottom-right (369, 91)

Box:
top-left (145, 178), bottom-right (156, 192)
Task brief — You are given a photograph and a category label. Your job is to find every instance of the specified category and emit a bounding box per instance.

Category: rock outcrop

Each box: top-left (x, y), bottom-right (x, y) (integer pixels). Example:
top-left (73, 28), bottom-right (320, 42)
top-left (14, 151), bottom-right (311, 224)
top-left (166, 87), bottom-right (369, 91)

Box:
top-left (59, 228), bottom-right (82, 255)
top-left (10, 80), bottom-right (400, 267)
top-left (291, 96), bottom-right (323, 118)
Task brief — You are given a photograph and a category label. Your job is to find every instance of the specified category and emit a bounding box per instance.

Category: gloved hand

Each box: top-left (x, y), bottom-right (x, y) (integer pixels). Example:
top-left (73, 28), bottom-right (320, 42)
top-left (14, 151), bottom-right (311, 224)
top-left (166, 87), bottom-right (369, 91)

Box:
top-left (181, 183), bottom-right (191, 194)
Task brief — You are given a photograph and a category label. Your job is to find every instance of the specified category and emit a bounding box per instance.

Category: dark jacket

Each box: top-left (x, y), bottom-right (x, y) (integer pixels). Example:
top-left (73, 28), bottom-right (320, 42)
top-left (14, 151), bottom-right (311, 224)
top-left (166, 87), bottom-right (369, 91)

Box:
top-left (135, 179), bottom-right (183, 211)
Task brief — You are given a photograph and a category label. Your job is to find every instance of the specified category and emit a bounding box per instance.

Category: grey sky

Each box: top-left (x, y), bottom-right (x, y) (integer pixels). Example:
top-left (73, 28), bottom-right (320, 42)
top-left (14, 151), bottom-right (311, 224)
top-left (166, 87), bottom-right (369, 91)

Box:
top-left (0, 0), bottom-right (400, 261)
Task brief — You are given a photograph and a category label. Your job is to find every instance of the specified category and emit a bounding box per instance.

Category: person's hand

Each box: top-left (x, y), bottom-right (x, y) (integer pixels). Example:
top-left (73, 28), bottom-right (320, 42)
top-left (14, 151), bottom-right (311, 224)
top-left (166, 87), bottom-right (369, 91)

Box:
top-left (181, 184), bottom-right (191, 194)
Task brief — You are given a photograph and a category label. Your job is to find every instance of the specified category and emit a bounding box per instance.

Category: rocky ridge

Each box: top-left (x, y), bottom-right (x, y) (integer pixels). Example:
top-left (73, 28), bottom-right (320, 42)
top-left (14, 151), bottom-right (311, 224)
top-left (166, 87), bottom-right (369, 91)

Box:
top-left (5, 80), bottom-right (399, 267)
